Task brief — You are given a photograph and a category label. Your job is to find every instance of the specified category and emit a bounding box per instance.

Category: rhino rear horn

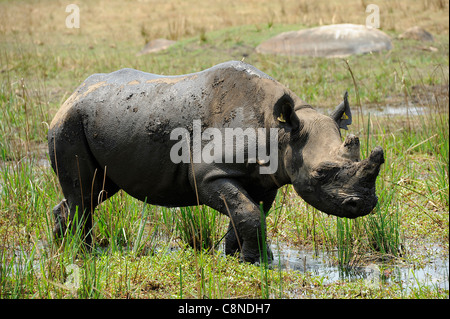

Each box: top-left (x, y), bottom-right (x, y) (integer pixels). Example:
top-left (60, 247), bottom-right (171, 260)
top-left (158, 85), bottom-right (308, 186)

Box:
top-left (331, 91), bottom-right (352, 130)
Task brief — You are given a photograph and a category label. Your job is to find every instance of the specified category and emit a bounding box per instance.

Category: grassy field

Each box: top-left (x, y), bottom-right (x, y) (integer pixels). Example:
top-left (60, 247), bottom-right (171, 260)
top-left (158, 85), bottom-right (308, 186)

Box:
top-left (0, 0), bottom-right (448, 299)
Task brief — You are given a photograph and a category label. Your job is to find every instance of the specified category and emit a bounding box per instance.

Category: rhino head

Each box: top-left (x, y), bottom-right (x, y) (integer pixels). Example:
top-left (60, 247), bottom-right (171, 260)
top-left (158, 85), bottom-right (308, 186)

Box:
top-left (279, 92), bottom-right (384, 219)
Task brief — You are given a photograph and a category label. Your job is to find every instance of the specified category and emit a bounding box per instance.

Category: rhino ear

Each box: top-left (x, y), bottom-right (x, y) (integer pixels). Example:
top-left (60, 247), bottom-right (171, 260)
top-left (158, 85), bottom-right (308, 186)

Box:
top-left (331, 91), bottom-right (352, 130)
top-left (274, 94), bottom-right (300, 131)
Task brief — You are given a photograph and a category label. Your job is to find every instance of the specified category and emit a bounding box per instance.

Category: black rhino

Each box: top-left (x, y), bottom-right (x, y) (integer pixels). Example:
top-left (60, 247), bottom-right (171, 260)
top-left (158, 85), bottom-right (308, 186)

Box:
top-left (48, 61), bottom-right (384, 263)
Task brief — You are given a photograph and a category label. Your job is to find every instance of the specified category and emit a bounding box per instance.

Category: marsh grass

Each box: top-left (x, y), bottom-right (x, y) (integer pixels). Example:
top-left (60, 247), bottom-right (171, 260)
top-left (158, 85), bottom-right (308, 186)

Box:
top-left (176, 205), bottom-right (226, 251)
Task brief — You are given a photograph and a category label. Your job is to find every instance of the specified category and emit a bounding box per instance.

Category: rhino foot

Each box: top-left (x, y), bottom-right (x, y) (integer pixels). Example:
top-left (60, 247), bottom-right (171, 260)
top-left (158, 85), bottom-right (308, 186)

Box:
top-left (225, 226), bottom-right (273, 264)
top-left (52, 199), bottom-right (69, 239)
top-left (240, 243), bottom-right (274, 264)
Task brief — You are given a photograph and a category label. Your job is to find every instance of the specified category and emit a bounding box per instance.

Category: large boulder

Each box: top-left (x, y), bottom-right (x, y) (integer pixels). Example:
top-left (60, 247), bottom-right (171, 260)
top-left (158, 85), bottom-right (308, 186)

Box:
top-left (256, 24), bottom-right (392, 58)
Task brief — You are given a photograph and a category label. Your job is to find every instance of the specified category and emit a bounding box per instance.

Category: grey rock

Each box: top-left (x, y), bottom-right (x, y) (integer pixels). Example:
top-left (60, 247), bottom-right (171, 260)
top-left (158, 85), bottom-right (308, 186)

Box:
top-left (256, 24), bottom-right (392, 58)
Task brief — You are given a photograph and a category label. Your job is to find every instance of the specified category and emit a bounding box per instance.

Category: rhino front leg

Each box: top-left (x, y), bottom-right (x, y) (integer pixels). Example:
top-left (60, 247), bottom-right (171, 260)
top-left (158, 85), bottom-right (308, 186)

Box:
top-left (198, 179), bottom-right (273, 263)
top-left (224, 192), bottom-right (275, 262)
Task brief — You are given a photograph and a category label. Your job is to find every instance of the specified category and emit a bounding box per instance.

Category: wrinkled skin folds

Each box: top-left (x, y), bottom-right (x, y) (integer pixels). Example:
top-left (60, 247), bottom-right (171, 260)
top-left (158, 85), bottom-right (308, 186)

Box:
top-left (48, 61), bottom-right (384, 263)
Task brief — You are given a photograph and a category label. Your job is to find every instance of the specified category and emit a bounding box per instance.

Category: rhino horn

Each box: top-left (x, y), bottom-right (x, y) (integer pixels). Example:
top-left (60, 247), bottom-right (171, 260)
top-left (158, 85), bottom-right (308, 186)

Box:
top-left (359, 146), bottom-right (385, 185)
top-left (338, 134), bottom-right (361, 161)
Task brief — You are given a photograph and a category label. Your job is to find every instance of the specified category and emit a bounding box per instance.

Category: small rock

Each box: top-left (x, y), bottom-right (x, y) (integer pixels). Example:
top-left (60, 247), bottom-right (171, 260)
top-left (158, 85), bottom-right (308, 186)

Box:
top-left (418, 46), bottom-right (438, 52)
top-left (137, 38), bottom-right (176, 56)
top-left (399, 26), bottom-right (434, 42)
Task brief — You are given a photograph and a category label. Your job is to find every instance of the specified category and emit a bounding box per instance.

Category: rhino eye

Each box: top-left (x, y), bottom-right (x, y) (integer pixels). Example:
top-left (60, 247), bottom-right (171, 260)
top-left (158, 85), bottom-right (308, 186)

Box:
top-left (312, 169), bottom-right (328, 181)
top-left (312, 163), bottom-right (340, 181)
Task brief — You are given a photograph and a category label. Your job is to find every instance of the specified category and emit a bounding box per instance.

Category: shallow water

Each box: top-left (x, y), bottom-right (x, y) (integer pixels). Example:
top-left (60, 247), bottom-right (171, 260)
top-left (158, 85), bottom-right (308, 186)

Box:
top-left (317, 104), bottom-right (429, 118)
top-left (270, 243), bottom-right (449, 292)
top-left (360, 104), bottom-right (428, 117)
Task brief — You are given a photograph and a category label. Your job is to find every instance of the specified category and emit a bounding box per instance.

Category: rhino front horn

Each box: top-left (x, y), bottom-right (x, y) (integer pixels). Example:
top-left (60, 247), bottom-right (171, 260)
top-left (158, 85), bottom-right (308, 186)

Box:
top-left (362, 146), bottom-right (385, 184)
top-left (369, 146), bottom-right (385, 166)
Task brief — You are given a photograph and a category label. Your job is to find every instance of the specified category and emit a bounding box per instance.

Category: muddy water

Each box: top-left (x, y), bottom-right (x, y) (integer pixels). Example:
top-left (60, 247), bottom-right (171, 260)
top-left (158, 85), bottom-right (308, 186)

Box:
top-left (270, 243), bottom-right (449, 292)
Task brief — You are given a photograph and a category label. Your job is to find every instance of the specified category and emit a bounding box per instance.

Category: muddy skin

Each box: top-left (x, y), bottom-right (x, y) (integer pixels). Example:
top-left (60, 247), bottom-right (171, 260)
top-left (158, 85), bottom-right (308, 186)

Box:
top-left (48, 61), bottom-right (384, 263)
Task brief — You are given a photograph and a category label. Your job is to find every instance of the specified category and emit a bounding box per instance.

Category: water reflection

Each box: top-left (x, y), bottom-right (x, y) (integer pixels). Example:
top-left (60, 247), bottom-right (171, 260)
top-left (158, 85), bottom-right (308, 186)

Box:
top-left (270, 243), bottom-right (449, 291)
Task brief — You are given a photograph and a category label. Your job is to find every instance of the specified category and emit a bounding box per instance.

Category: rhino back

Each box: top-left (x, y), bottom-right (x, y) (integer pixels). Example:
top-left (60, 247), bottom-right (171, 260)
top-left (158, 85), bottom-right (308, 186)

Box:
top-left (52, 61), bottom-right (282, 204)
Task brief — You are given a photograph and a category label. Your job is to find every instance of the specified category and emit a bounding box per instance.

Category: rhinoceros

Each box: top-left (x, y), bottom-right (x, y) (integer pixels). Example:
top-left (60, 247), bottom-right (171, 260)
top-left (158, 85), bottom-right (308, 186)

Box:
top-left (48, 61), bottom-right (384, 263)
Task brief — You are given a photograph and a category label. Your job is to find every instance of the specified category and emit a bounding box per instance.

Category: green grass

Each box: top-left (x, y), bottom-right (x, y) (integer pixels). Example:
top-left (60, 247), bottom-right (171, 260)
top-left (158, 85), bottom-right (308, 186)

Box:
top-left (0, 8), bottom-right (449, 299)
top-left (176, 205), bottom-right (226, 251)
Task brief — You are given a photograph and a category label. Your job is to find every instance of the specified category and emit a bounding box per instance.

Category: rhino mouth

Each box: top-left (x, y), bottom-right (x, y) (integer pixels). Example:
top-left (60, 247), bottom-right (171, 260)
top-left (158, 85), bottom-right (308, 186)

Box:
top-left (297, 166), bottom-right (380, 218)
top-left (307, 189), bottom-right (378, 219)
top-left (338, 193), bottom-right (378, 218)
top-left (342, 196), bottom-right (364, 213)
top-left (316, 174), bottom-right (379, 218)
top-left (310, 147), bottom-right (383, 218)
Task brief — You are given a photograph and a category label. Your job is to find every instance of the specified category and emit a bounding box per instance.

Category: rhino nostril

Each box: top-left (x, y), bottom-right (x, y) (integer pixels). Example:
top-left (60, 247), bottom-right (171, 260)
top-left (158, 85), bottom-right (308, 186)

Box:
top-left (348, 200), bottom-right (357, 208)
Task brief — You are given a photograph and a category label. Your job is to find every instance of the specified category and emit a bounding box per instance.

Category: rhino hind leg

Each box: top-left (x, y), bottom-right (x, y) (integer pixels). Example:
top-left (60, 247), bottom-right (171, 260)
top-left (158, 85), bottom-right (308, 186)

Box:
top-left (52, 199), bottom-right (69, 238)
top-left (224, 221), bottom-right (240, 256)
top-left (49, 123), bottom-right (120, 248)
top-left (53, 154), bottom-right (119, 248)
